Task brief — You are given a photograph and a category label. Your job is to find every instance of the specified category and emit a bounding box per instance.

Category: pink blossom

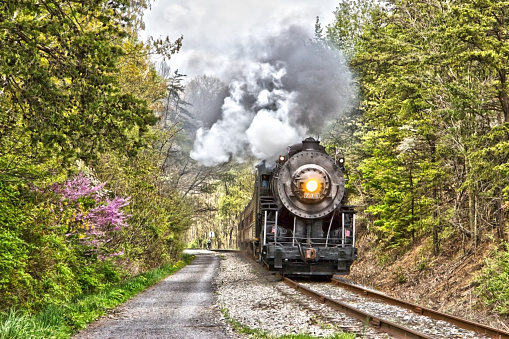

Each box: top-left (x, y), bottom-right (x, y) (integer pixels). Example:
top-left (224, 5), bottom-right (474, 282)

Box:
top-left (54, 172), bottom-right (131, 260)
top-left (53, 173), bottom-right (105, 201)
top-left (82, 197), bottom-right (131, 230)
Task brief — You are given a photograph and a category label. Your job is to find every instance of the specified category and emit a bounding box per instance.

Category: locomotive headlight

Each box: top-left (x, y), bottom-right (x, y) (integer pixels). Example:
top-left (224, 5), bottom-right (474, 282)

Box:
top-left (305, 180), bottom-right (319, 193)
top-left (292, 164), bottom-right (330, 202)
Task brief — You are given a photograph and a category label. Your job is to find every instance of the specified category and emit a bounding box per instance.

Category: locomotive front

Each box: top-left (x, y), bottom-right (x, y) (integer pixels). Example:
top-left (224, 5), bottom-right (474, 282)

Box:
top-left (248, 137), bottom-right (357, 277)
top-left (272, 138), bottom-right (345, 220)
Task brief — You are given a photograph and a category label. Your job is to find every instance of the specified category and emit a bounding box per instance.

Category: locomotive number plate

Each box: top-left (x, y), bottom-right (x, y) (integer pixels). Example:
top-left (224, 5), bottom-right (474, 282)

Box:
top-left (304, 193), bottom-right (321, 199)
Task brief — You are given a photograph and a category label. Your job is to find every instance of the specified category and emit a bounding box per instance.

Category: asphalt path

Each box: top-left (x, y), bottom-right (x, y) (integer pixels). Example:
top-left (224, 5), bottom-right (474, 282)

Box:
top-left (73, 250), bottom-right (236, 339)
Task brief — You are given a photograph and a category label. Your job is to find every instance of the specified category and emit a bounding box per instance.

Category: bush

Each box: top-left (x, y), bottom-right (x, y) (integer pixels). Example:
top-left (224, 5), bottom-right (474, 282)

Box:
top-left (475, 245), bottom-right (509, 316)
top-left (0, 254), bottom-right (194, 339)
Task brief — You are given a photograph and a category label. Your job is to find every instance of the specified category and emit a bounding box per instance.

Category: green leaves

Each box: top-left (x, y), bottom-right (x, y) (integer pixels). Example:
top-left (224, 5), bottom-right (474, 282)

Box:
top-left (326, 0), bottom-right (381, 61)
top-left (0, 0), bottom-right (156, 166)
top-left (0, 0), bottom-right (190, 315)
top-left (476, 246), bottom-right (509, 316)
top-left (326, 0), bottom-right (509, 252)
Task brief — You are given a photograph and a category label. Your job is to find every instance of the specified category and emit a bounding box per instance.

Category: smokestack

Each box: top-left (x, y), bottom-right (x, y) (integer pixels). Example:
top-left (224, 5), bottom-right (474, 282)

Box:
top-left (302, 137), bottom-right (320, 151)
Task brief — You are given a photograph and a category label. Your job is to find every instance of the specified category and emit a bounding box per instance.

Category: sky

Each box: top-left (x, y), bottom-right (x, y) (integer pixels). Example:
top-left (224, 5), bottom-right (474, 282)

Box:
top-left (141, 0), bottom-right (341, 81)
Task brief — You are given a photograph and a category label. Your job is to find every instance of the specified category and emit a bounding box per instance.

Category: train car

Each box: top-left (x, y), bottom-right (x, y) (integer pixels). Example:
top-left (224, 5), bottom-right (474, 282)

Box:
top-left (238, 137), bottom-right (357, 277)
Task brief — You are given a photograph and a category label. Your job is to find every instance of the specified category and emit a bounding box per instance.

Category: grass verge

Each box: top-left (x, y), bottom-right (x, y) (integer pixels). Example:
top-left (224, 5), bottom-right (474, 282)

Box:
top-left (220, 308), bottom-right (357, 339)
top-left (0, 254), bottom-right (195, 339)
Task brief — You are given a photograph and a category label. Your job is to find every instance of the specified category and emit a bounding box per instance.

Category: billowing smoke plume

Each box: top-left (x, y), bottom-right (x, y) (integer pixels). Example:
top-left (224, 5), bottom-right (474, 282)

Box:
top-left (190, 26), bottom-right (354, 166)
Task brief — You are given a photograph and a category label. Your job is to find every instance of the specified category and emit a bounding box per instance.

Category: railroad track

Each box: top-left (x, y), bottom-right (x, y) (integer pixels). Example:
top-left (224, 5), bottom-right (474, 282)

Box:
top-left (330, 277), bottom-right (509, 339)
top-left (211, 249), bottom-right (240, 253)
top-left (282, 277), bottom-right (509, 339)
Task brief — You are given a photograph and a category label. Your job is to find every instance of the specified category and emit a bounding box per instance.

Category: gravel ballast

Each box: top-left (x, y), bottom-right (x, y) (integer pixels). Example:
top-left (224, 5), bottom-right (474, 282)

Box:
top-left (300, 281), bottom-right (491, 339)
top-left (215, 252), bottom-right (389, 338)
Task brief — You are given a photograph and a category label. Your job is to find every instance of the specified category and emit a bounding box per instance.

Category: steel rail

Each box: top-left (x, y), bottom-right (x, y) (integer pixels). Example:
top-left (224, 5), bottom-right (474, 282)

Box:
top-left (331, 277), bottom-right (509, 339)
top-left (282, 277), bottom-right (435, 339)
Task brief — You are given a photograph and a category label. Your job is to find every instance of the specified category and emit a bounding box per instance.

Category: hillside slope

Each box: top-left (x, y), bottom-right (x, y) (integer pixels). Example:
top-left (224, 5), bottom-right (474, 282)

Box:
top-left (348, 232), bottom-right (509, 331)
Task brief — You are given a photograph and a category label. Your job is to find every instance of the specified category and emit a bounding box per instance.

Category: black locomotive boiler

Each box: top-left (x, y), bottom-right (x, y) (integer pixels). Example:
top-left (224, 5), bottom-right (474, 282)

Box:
top-left (238, 137), bottom-right (357, 277)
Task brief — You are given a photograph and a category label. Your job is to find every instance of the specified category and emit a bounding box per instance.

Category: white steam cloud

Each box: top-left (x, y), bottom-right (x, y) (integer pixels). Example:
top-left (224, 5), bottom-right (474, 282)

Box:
top-left (190, 26), bottom-right (354, 166)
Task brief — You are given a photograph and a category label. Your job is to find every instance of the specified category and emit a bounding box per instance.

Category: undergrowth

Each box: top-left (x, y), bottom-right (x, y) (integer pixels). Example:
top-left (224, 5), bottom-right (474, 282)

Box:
top-left (475, 245), bottom-right (509, 316)
top-left (0, 254), bottom-right (195, 339)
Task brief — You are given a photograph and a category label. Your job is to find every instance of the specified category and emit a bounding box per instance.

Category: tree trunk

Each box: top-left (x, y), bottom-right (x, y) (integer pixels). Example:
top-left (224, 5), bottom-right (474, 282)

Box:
top-left (409, 168), bottom-right (415, 243)
top-left (498, 69), bottom-right (509, 123)
top-left (229, 224), bottom-right (234, 248)
top-left (433, 187), bottom-right (439, 256)
top-left (468, 187), bottom-right (477, 249)
top-left (498, 198), bottom-right (505, 240)
top-left (429, 139), bottom-right (440, 256)
top-left (493, 186), bottom-right (505, 240)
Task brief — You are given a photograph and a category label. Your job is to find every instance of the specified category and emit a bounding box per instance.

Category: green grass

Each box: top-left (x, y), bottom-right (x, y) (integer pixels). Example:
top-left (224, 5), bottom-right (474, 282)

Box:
top-left (0, 254), bottom-right (195, 339)
top-left (220, 308), bottom-right (357, 339)
top-left (276, 335), bottom-right (357, 339)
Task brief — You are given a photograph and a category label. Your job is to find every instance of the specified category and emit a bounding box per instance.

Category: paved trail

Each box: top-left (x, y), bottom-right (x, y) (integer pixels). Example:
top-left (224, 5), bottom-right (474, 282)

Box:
top-left (73, 250), bottom-right (235, 339)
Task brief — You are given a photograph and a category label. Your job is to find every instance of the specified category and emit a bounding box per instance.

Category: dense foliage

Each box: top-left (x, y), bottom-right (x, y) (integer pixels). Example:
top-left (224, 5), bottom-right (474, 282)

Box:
top-left (321, 0), bottom-right (509, 315)
top-left (323, 0), bottom-right (509, 252)
top-left (0, 0), bottom-right (190, 315)
top-left (1, 0), bottom-right (155, 164)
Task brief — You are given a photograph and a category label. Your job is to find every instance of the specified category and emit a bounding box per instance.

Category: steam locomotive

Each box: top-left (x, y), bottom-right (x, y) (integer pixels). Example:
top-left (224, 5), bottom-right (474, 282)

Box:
top-left (238, 137), bottom-right (357, 277)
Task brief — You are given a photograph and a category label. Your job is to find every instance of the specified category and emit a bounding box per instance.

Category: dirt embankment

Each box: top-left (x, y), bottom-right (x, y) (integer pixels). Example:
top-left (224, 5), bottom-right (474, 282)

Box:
top-left (348, 232), bottom-right (509, 331)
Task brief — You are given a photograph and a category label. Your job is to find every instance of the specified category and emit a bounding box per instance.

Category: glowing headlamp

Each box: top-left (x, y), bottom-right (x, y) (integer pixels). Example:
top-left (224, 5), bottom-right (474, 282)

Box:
top-left (305, 180), bottom-right (319, 193)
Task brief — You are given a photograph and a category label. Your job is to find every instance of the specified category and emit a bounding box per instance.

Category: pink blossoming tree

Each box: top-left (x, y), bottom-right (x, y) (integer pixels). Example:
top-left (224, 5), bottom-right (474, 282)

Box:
top-left (53, 173), bottom-right (130, 260)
